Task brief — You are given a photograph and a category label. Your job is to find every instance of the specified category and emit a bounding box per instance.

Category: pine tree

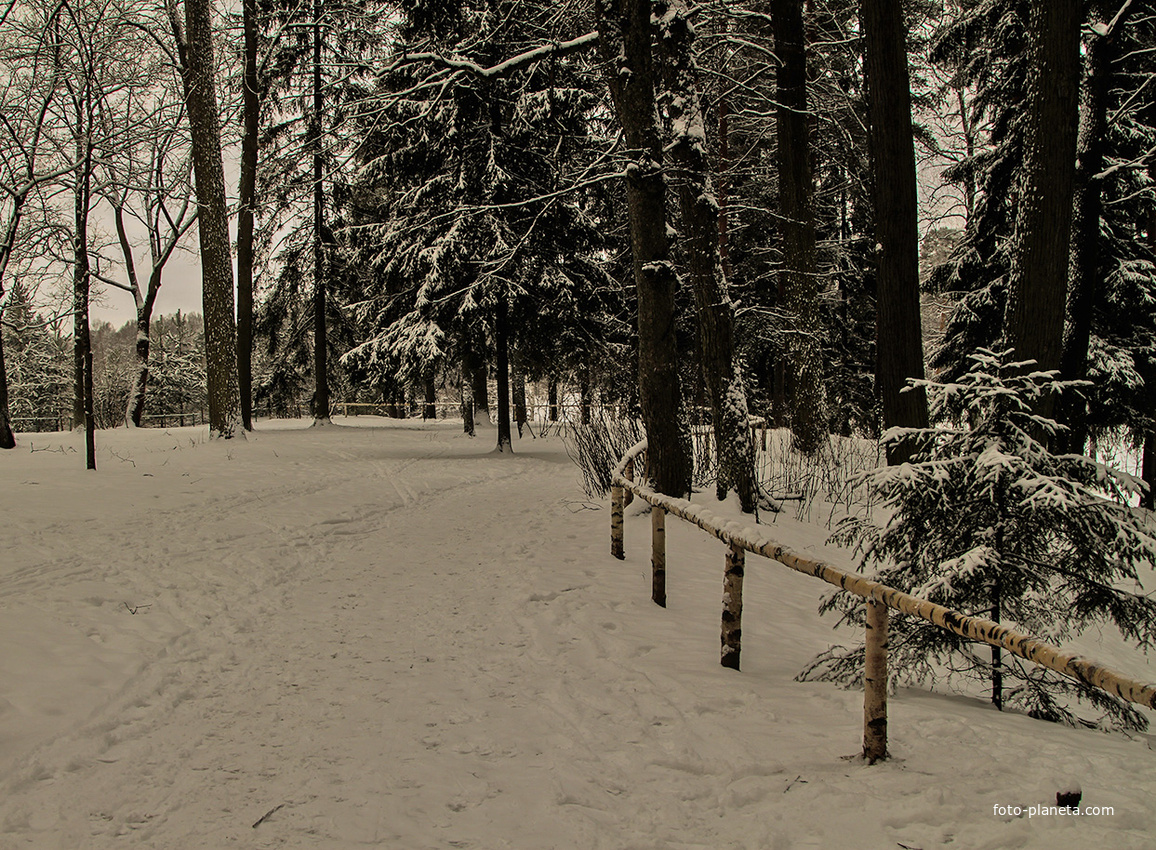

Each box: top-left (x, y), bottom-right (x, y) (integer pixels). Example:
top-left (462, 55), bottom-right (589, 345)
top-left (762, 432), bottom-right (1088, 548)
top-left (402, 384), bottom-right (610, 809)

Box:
top-left (806, 349), bottom-right (1156, 730)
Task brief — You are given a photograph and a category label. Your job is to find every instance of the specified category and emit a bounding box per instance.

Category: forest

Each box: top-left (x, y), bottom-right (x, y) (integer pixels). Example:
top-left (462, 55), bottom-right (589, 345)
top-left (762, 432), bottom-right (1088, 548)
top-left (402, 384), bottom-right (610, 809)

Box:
top-left (0, 0), bottom-right (1154, 497)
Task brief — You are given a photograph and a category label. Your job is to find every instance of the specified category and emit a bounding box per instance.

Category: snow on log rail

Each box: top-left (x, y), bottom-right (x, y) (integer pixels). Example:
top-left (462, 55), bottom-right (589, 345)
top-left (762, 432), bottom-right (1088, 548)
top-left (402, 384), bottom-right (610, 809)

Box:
top-left (610, 437), bottom-right (1156, 763)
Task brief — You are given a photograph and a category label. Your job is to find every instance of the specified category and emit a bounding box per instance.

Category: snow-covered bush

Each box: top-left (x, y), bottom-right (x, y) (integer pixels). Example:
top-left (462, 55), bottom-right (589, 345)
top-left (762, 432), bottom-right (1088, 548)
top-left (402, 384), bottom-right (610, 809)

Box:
top-left (802, 349), bottom-right (1156, 730)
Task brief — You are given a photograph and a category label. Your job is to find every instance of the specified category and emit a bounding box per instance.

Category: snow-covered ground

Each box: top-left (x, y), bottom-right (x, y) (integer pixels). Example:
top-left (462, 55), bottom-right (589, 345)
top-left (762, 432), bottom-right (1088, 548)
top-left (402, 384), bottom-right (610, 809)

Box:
top-left (1, 418), bottom-right (1154, 849)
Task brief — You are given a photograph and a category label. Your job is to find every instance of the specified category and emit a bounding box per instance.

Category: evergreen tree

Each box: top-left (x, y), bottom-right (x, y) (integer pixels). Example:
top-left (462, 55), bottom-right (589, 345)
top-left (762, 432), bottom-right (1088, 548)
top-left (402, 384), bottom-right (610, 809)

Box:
top-left (806, 349), bottom-right (1156, 730)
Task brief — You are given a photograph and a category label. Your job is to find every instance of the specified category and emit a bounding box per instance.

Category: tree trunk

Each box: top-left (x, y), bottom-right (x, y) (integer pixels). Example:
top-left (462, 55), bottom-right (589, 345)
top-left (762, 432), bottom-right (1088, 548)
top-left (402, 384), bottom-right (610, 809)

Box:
top-left (0, 326), bottom-right (14, 448)
top-left (423, 373), bottom-right (437, 420)
top-left (236, 0), bottom-right (259, 431)
top-left (1060, 4), bottom-right (1136, 452)
top-left (512, 359), bottom-right (527, 437)
top-left (495, 300), bottom-right (512, 452)
top-left (596, 0), bottom-right (692, 497)
top-left (72, 141), bottom-right (93, 435)
top-left (127, 310), bottom-right (152, 427)
top-left (461, 353), bottom-right (476, 435)
top-left (311, 0), bottom-right (330, 426)
top-left (861, 0), bottom-right (929, 462)
top-left (657, 1), bottom-right (756, 511)
top-left (1002, 0), bottom-right (1081, 400)
top-left (547, 376), bottom-right (559, 422)
top-left (773, 0), bottom-right (826, 454)
top-left (174, 0), bottom-right (241, 439)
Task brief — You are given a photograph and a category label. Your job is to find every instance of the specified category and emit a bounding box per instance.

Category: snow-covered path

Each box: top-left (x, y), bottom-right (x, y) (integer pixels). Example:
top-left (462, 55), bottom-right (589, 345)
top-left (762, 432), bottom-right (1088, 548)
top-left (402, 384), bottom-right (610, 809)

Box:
top-left (2, 420), bottom-right (1155, 849)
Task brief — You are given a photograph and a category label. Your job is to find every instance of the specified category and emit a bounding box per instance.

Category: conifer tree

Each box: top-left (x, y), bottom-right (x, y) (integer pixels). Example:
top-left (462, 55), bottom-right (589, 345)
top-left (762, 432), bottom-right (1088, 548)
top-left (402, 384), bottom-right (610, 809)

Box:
top-left (807, 349), bottom-right (1156, 730)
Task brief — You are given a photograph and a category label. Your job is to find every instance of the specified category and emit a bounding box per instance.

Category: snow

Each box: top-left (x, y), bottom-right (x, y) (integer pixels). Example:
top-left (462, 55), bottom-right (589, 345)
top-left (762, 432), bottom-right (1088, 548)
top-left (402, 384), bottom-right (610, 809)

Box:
top-left (2, 418), bottom-right (1155, 848)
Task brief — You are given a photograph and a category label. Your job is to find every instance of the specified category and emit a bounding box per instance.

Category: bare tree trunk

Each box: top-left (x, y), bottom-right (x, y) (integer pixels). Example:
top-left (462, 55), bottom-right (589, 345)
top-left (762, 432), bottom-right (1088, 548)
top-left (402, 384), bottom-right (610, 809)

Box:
top-left (773, 0), bottom-right (826, 454)
top-left (547, 376), bottom-right (559, 422)
top-left (72, 140), bottom-right (93, 436)
top-left (861, 0), bottom-right (929, 463)
top-left (172, 0), bottom-right (241, 439)
top-left (1003, 0), bottom-right (1081, 402)
top-left (236, 0), bottom-right (259, 431)
top-left (657, 1), bottom-right (757, 511)
top-left (495, 300), bottom-right (512, 452)
top-left (423, 372), bottom-right (437, 420)
top-left (512, 359), bottom-right (527, 437)
top-left (596, 0), bottom-right (692, 497)
top-left (0, 327), bottom-right (13, 448)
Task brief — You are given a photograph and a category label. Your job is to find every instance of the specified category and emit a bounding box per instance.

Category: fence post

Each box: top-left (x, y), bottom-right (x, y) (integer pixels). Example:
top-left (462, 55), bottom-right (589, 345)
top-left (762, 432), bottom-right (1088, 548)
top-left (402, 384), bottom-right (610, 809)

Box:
top-left (623, 457), bottom-right (635, 507)
top-left (611, 484), bottom-right (625, 560)
top-left (721, 542), bottom-right (744, 670)
top-left (863, 597), bottom-right (889, 763)
top-left (651, 506), bottom-right (666, 607)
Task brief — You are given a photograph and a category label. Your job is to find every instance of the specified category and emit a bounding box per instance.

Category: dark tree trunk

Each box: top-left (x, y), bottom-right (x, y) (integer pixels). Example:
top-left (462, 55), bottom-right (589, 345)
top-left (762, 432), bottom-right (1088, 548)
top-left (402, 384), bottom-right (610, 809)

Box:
top-left (1060, 4), bottom-right (1136, 452)
top-left (311, 0), bottom-right (330, 425)
top-left (495, 301), bottom-right (512, 452)
top-left (128, 309), bottom-right (152, 427)
top-left (471, 358), bottom-right (489, 425)
top-left (236, 0), bottom-right (259, 431)
top-left (175, 0), bottom-right (241, 438)
top-left (596, 0), bottom-right (692, 497)
top-left (658, 4), bottom-right (757, 511)
top-left (512, 360), bottom-right (527, 437)
top-left (0, 327), bottom-right (14, 448)
top-left (547, 376), bottom-right (559, 422)
top-left (84, 348), bottom-right (95, 470)
top-left (861, 0), bottom-right (929, 463)
top-left (580, 368), bottom-right (591, 426)
top-left (1003, 0), bottom-right (1081, 399)
top-left (773, 0), bottom-right (826, 454)
top-left (72, 140), bottom-right (93, 437)
top-left (423, 373), bottom-right (437, 420)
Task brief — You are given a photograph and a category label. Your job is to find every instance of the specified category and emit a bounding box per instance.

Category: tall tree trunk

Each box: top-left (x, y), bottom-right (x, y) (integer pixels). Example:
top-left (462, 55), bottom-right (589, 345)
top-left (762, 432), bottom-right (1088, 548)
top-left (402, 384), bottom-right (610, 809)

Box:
top-left (596, 0), bottom-right (693, 497)
top-left (236, 0), bottom-right (259, 431)
top-left (861, 0), bottom-right (929, 463)
top-left (423, 372), bottom-right (437, 420)
top-left (1002, 0), bottom-right (1081, 404)
top-left (311, 0), bottom-right (330, 426)
top-left (0, 326), bottom-right (13, 448)
top-left (1060, 4), bottom-right (1136, 452)
top-left (512, 359), bottom-right (527, 437)
top-left (658, 0), bottom-right (757, 511)
top-left (547, 376), bottom-right (559, 422)
top-left (495, 300), bottom-right (512, 452)
top-left (173, 0), bottom-right (241, 439)
top-left (471, 358), bottom-right (489, 426)
top-left (773, 0), bottom-right (826, 454)
top-left (72, 140), bottom-right (93, 437)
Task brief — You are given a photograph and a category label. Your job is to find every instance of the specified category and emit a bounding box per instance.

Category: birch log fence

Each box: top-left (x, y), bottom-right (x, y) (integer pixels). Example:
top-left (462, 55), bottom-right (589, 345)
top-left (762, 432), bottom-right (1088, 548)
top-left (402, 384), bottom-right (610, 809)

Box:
top-left (609, 437), bottom-right (1156, 764)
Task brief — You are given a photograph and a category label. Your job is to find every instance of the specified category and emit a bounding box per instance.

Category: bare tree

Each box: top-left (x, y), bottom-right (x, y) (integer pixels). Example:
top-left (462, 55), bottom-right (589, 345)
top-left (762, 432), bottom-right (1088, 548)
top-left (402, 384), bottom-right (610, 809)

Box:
top-left (0, 0), bottom-right (67, 449)
top-left (92, 81), bottom-right (196, 427)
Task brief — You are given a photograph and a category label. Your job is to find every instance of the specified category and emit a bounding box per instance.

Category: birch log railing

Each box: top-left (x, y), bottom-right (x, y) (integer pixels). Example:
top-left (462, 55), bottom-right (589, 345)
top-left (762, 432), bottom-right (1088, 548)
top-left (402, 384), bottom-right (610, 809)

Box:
top-left (610, 437), bottom-right (1156, 763)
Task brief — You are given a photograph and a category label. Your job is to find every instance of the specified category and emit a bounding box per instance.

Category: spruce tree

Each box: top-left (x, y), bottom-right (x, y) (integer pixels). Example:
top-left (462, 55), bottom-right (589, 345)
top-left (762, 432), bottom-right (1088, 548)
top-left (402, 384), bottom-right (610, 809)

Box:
top-left (806, 349), bottom-right (1156, 730)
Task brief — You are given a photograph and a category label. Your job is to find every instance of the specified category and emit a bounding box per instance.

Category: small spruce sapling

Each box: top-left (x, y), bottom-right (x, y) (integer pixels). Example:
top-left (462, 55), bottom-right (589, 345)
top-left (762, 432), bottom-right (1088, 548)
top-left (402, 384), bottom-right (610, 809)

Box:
top-left (801, 349), bottom-right (1156, 730)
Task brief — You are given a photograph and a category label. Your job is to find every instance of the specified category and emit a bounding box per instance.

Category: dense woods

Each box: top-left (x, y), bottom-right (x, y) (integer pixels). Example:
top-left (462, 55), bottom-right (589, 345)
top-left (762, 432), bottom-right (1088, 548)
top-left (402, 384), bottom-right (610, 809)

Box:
top-left (0, 0), bottom-right (1153, 488)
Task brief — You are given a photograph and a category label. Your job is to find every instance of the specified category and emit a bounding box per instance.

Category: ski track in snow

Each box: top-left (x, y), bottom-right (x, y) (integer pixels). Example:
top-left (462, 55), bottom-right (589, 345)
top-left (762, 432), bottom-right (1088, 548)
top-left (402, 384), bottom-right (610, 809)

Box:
top-left (1, 419), bottom-right (1155, 849)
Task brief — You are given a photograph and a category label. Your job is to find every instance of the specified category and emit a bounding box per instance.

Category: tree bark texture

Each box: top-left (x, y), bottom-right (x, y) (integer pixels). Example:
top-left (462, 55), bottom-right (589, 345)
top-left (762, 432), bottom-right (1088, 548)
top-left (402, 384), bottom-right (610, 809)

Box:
top-left (772, 0), bottom-right (827, 454)
top-left (657, 1), bottom-right (757, 511)
top-left (861, 0), bottom-right (929, 461)
top-left (176, 0), bottom-right (241, 439)
top-left (1003, 0), bottom-right (1081, 388)
top-left (651, 505), bottom-right (666, 607)
top-left (236, 0), bottom-right (259, 431)
top-left (863, 597), bottom-right (889, 763)
top-left (720, 542), bottom-right (744, 670)
top-left (596, 0), bottom-right (692, 498)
